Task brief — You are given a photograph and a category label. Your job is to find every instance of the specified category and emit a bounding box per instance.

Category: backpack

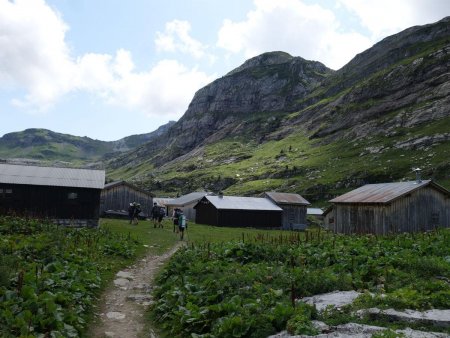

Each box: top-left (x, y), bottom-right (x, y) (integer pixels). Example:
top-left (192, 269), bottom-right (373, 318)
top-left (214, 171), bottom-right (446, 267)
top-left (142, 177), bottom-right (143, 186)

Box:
top-left (179, 214), bottom-right (187, 229)
top-left (159, 207), bottom-right (166, 216)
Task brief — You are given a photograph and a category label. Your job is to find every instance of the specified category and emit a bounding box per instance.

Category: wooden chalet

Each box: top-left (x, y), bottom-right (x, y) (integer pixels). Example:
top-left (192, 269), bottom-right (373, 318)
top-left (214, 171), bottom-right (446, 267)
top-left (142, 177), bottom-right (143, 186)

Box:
top-left (166, 191), bottom-right (212, 220)
top-left (0, 163), bottom-right (105, 227)
top-left (327, 180), bottom-right (450, 234)
top-left (264, 192), bottom-right (310, 230)
top-left (100, 181), bottom-right (153, 217)
top-left (194, 195), bottom-right (283, 228)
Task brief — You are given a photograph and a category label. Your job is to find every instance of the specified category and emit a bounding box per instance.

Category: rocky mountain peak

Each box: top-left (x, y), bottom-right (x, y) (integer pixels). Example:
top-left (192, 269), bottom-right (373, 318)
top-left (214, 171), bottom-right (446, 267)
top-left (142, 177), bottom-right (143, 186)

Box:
top-left (226, 51), bottom-right (295, 76)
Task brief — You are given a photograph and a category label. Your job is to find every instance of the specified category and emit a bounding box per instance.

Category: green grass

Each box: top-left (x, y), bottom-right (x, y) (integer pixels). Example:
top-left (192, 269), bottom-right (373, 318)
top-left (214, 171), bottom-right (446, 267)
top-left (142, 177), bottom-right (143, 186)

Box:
top-left (99, 218), bottom-right (179, 256)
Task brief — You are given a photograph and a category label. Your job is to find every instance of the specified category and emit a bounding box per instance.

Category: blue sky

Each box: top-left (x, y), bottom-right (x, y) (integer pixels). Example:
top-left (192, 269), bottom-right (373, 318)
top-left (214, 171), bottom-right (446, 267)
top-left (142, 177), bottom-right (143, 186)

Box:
top-left (0, 0), bottom-right (449, 141)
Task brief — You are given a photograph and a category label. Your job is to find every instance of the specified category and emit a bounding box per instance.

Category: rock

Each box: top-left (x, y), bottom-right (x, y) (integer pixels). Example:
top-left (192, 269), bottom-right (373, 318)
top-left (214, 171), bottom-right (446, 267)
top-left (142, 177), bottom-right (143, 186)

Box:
top-left (105, 312), bottom-right (126, 320)
top-left (127, 294), bottom-right (153, 303)
top-left (133, 283), bottom-right (151, 290)
top-left (360, 308), bottom-right (450, 328)
top-left (113, 278), bottom-right (130, 287)
top-left (104, 332), bottom-right (115, 337)
top-left (300, 290), bottom-right (363, 311)
top-left (396, 328), bottom-right (449, 337)
top-left (116, 271), bottom-right (134, 280)
top-left (311, 320), bottom-right (330, 332)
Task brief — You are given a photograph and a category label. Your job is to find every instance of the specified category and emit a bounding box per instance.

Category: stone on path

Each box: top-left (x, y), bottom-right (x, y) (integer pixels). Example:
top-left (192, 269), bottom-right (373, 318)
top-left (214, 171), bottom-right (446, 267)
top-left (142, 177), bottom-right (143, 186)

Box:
top-left (106, 312), bottom-right (126, 320)
top-left (127, 294), bottom-right (152, 303)
top-left (104, 332), bottom-right (115, 337)
top-left (113, 278), bottom-right (130, 287)
top-left (116, 271), bottom-right (134, 280)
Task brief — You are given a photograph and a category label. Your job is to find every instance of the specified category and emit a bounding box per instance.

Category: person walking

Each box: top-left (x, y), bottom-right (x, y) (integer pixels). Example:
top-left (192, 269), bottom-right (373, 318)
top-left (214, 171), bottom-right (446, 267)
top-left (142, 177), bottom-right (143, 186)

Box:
top-left (128, 202), bottom-right (135, 225)
top-left (178, 211), bottom-right (187, 240)
top-left (133, 202), bottom-right (141, 225)
top-left (151, 202), bottom-right (159, 228)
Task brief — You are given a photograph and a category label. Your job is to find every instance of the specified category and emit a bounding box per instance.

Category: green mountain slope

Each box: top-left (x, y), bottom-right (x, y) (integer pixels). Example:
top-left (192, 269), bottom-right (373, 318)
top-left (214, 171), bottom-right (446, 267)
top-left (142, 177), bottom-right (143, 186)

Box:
top-left (0, 121), bottom-right (175, 164)
top-left (107, 17), bottom-right (450, 200)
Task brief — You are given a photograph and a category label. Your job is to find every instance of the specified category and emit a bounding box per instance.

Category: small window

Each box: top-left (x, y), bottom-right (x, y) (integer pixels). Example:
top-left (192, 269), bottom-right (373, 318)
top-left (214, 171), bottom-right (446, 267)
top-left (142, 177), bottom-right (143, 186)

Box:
top-left (0, 189), bottom-right (3, 194)
top-left (329, 217), bottom-right (335, 224)
top-left (5, 189), bottom-right (12, 194)
top-left (431, 212), bottom-right (440, 225)
top-left (68, 192), bottom-right (78, 200)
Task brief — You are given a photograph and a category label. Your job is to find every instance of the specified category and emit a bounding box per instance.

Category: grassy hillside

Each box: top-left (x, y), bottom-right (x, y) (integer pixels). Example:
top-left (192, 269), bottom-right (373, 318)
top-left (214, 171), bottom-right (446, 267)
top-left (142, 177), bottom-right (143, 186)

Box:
top-left (109, 111), bottom-right (450, 204)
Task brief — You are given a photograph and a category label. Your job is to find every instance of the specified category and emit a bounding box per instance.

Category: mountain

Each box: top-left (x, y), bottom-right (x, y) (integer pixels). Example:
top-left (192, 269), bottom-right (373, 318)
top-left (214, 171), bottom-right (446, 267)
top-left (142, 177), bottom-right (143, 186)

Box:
top-left (107, 17), bottom-right (450, 201)
top-left (0, 121), bottom-right (176, 164)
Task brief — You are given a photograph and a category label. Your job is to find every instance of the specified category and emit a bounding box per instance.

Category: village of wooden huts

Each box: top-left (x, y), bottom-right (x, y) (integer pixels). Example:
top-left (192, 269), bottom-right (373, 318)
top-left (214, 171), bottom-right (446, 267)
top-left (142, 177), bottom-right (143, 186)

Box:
top-left (325, 179), bottom-right (450, 234)
top-left (100, 180), bottom-right (153, 218)
top-left (263, 192), bottom-right (310, 230)
top-left (166, 191), bottom-right (212, 220)
top-left (194, 194), bottom-right (283, 228)
top-left (0, 163), bottom-right (105, 227)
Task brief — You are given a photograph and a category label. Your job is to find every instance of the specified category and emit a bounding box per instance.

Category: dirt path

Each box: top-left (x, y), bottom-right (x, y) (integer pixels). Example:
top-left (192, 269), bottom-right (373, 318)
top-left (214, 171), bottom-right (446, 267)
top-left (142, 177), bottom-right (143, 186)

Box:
top-left (89, 242), bottom-right (184, 338)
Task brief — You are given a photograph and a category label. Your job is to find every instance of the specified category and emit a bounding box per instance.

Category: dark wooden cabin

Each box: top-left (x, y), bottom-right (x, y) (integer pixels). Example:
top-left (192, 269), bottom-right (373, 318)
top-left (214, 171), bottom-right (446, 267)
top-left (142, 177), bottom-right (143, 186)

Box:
top-left (100, 181), bottom-right (153, 217)
top-left (194, 195), bottom-right (282, 228)
top-left (328, 180), bottom-right (450, 234)
top-left (0, 163), bottom-right (105, 227)
top-left (264, 192), bottom-right (310, 230)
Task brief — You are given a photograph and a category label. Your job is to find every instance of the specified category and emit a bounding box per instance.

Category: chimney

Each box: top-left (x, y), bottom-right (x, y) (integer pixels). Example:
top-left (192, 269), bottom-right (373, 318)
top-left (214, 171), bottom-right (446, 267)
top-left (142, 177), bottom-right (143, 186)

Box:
top-left (413, 168), bottom-right (422, 184)
top-left (218, 191), bottom-right (223, 199)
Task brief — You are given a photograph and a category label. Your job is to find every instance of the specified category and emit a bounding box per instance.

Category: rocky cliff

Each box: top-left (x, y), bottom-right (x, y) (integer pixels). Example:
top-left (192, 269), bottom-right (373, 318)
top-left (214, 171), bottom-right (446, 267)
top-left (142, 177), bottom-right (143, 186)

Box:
top-left (107, 17), bottom-right (450, 198)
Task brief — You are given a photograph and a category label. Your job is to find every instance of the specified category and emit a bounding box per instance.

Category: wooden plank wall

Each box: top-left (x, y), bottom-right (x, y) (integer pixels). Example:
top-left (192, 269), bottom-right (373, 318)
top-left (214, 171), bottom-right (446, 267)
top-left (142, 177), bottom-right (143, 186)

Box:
top-left (279, 205), bottom-right (307, 229)
top-left (100, 185), bottom-right (153, 215)
top-left (333, 186), bottom-right (450, 234)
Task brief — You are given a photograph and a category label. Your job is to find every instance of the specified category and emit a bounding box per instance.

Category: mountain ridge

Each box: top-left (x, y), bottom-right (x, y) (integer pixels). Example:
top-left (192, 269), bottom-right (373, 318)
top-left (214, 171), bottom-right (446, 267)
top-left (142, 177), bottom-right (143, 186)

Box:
top-left (1, 17), bottom-right (449, 201)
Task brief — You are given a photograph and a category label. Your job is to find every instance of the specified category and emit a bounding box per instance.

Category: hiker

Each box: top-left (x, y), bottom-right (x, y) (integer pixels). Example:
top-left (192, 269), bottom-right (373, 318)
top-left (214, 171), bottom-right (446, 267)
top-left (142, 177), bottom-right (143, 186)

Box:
top-left (157, 206), bottom-right (165, 228)
top-left (133, 202), bottom-right (141, 225)
top-left (128, 203), bottom-right (135, 224)
top-left (172, 208), bottom-right (181, 233)
top-left (178, 211), bottom-right (187, 240)
top-left (151, 202), bottom-right (159, 228)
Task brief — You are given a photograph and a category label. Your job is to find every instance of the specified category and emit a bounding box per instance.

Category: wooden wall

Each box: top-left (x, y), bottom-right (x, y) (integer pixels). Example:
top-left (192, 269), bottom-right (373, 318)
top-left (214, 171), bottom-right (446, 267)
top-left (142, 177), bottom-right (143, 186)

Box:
top-left (218, 209), bottom-right (282, 228)
top-left (0, 183), bottom-right (101, 225)
top-left (100, 184), bottom-right (153, 215)
top-left (331, 185), bottom-right (450, 234)
top-left (195, 200), bottom-right (282, 228)
top-left (278, 204), bottom-right (307, 230)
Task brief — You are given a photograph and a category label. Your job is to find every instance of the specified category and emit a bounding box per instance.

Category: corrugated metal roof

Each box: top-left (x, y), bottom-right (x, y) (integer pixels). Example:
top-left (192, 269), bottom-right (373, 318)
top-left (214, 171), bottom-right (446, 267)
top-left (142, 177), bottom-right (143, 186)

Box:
top-left (265, 191), bottom-right (310, 205)
top-left (205, 195), bottom-right (283, 211)
top-left (167, 191), bottom-right (212, 206)
top-left (103, 180), bottom-right (153, 196)
top-left (0, 163), bottom-right (105, 189)
top-left (307, 208), bottom-right (323, 216)
top-left (329, 180), bottom-right (438, 204)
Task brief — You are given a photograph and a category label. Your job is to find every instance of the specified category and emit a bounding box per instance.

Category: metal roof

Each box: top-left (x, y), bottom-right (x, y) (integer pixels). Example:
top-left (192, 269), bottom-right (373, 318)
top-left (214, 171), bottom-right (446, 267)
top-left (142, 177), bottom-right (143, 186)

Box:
top-left (103, 180), bottom-right (153, 196)
top-left (0, 163), bottom-right (105, 189)
top-left (307, 208), bottom-right (323, 216)
top-left (166, 191), bottom-right (212, 206)
top-left (204, 195), bottom-right (283, 211)
top-left (329, 180), bottom-right (448, 204)
top-left (265, 191), bottom-right (310, 205)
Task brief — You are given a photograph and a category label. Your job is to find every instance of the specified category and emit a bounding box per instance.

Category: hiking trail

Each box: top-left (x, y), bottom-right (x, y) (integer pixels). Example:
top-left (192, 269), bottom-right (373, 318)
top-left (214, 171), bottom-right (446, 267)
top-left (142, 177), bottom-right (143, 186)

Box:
top-left (89, 242), bottom-right (184, 338)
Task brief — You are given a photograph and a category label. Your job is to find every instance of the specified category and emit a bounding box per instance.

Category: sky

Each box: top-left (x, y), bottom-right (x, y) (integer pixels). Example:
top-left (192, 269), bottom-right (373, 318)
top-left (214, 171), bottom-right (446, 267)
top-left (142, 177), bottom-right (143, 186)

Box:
top-left (0, 0), bottom-right (449, 141)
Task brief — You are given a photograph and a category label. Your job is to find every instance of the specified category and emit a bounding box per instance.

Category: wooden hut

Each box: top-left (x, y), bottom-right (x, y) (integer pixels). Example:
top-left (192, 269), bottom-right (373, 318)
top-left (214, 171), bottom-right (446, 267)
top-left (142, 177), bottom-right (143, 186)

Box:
top-left (0, 163), bottom-right (105, 227)
top-left (328, 180), bottom-right (450, 234)
top-left (194, 195), bottom-right (282, 228)
top-left (166, 191), bottom-right (212, 221)
top-left (100, 181), bottom-right (153, 217)
top-left (264, 192), bottom-right (310, 230)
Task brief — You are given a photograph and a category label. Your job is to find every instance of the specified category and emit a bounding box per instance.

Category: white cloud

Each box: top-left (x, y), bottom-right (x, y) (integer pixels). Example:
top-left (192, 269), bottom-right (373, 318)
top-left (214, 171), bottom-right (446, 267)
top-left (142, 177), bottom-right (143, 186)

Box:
top-left (339, 0), bottom-right (450, 40)
top-left (0, 0), bottom-right (213, 118)
top-left (217, 0), bottom-right (373, 70)
top-left (155, 19), bottom-right (216, 63)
